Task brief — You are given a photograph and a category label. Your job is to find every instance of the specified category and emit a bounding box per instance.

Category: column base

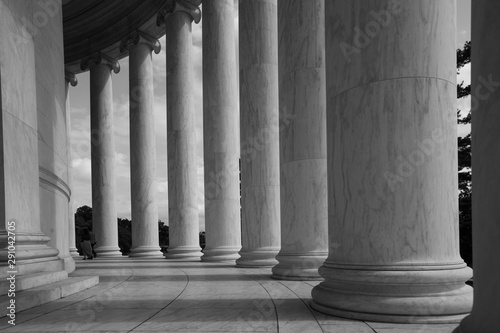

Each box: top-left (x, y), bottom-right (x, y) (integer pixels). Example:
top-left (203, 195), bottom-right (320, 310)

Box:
top-left (271, 253), bottom-right (327, 280)
top-left (0, 232), bottom-right (60, 263)
top-left (236, 249), bottom-right (279, 268)
top-left (0, 232), bottom-right (62, 279)
top-left (70, 247), bottom-right (80, 257)
top-left (311, 262), bottom-right (473, 324)
top-left (129, 245), bottom-right (164, 258)
top-left (201, 246), bottom-right (240, 262)
top-left (94, 245), bottom-right (123, 257)
top-left (164, 246), bottom-right (202, 260)
top-left (60, 253), bottom-right (76, 273)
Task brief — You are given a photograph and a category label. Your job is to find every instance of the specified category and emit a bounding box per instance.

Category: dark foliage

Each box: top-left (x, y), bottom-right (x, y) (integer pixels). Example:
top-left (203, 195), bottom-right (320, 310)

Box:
top-left (74, 206), bottom-right (169, 256)
top-left (457, 41), bottom-right (472, 267)
top-left (199, 231), bottom-right (206, 250)
top-left (118, 218), bottom-right (132, 255)
top-left (159, 220), bottom-right (169, 253)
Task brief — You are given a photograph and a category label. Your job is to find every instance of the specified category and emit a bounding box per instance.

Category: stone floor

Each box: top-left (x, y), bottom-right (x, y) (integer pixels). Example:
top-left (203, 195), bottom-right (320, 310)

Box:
top-left (0, 258), bottom-right (460, 332)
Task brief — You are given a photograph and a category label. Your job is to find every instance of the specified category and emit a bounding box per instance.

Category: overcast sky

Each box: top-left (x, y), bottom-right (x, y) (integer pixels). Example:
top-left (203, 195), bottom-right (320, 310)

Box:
top-left (68, 1), bottom-right (472, 230)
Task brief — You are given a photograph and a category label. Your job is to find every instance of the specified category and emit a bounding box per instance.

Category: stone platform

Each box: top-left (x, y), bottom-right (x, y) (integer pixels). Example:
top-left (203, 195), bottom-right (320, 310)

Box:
top-left (0, 258), bottom-right (459, 332)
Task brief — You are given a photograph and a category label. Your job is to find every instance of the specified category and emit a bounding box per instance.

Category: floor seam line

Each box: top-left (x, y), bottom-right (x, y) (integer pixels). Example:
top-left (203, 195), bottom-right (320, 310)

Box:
top-left (127, 267), bottom-right (190, 332)
top-left (0, 265), bottom-right (136, 331)
top-left (276, 280), bottom-right (326, 333)
top-left (364, 321), bottom-right (378, 333)
top-left (240, 269), bottom-right (281, 333)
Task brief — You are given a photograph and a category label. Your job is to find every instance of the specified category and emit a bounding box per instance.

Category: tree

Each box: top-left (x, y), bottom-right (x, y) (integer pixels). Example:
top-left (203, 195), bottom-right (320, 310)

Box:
top-left (158, 220), bottom-right (169, 253)
top-left (74, 206), bottom-right (171, 255)
top-left (457, 41), bottom-right (472, 267)
top-left (117, 218), bottom-right (132, 255)
top-left (75, 205), bottom-right (93, 223)
top-left (199, 231), bottom-right (206, 250)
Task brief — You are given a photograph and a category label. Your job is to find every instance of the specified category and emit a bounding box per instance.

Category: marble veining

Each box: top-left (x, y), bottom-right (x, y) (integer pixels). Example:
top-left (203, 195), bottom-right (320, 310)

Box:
top-left (273, 0), bottom-right (328, 280)
top-left (89, 63), bottom-right (122, 257)
top-left (165, 9), bottom-right (202, 259)
top-left (202, 0), bottom-right (241, 262)
top-left (237, 0), bottom-right (280, 267)
top-left (312, 0), bottom-right (472, 323)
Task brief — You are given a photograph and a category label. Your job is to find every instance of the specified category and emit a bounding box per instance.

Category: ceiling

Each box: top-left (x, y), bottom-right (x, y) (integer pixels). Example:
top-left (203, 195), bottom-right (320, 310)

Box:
top-left (63, 0), bottom-right (174, 73)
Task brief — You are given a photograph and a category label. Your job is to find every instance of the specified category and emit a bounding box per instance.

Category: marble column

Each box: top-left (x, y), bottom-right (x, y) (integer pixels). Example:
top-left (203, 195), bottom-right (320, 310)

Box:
top-left (65, 70), bottom-right (79, 257)
top-left (0, 2), bottom-right (60, 269)
top-left (456, 1), bottom-right (500, 332)
top-left (201, 0), bottom-right (241, 262)
top-left (120, 32), bottom-right (163, 258)
top-left (271, 0), bottom-right (328, 279)
top-left (312, 0), bottom-right (473, 323)
top-left (158, 1), bottom-right (202, 260)
top-left (236, 0), bottom-right (280, 267)
top-left (81, 53), bottom-right (122, 257)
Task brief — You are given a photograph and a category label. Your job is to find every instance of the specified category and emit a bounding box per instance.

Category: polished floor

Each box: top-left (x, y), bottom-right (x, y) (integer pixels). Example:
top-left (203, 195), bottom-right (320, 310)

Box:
top-left (0, 258), bottom-right (459, 332)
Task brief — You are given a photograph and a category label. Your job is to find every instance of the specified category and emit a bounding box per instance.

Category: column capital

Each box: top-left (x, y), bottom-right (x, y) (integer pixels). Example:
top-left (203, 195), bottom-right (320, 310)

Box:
top-left (119, 31), bottom-right (161, 54)
top-left (65, 70), bottom-right (78, 87)
top-left (157, 0), bottom-right (201, 25)
top-left (80, 52), bottom-right (120, 74)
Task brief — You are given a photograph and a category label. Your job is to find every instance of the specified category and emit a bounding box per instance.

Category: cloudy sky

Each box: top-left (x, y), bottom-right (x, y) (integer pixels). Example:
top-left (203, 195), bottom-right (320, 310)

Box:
top-left (68, 1), bottom-right (472, 231)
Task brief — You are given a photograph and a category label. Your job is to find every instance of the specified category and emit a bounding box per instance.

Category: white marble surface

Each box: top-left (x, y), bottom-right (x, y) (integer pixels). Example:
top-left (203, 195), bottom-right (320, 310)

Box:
top-left (35, 0), bottom-right (74, 271)
top-left (0, 1), bottom-right (39, 235)
top-left (458, 1), bottom-right (500, 332)
top-left (0, 1), bottom-right (61, 267)
top-left (202, 0), bottom-right (241, 262)
top-left (127, 41), bottom-right (162, 258)
top-left (327, 79), bottom-right (460, 264)
top-left (165, 10), bottom-right (202, 260)
top-left (237, 0), bottom-right (280, 268)
top-left (0, 0), bottom-right (37, 129)
top-left (89, 63), bottom-right (122, 257)
top-left (272, 0), bottom-right (328, 280)
top-left (312, 0), bottom-right (472, 323)
top-left (65, 82), bottom-right (79, 258)
top-left (3, 258), bottom-right (461, 332)
top-left (327, 0), bottom-right (456, 96)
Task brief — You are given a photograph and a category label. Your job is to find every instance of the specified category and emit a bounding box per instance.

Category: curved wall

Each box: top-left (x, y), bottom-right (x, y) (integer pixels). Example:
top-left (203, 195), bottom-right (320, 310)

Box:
top-left (33, 0), bottom-right (75, 273)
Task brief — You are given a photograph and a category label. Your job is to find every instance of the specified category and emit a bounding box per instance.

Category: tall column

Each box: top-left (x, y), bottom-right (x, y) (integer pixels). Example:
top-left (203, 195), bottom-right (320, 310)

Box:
top-left (158, 1), bottom-right (202, 260)
top-left (0, 2), bottom-right (60, 269)
top-left (236, 0), bottom-right (280, 267)
top-left (202, 0), bottom-right (241, 262)
top-left (456, 1), bottom-right (500, 332)
top-left (312, 0), bottom-right (473, 323)
top-left (120, 32), bottom-right (163, 258)
top-left (271, 0), bottom-right (328, 279)
top-left (65, 70), bottom-right (79, 258)
top-left (81, 53), bottom-right (122, 257)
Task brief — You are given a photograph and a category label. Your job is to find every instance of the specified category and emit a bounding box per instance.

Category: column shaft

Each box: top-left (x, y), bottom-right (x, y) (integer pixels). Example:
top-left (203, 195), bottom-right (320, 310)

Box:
top-left (165, 11), bottom-right (202, 259)
top-left (128, 42), bottom-right (162, 258)
top-left (312, 0), bottom-right (472, 323)
top-left (65, 74), bottom-right (79, 257)
top-left (0, 2), bottom-right (60, 268)
top-left (457, 1), bottom-right (500, 332)
top-left (202, 0), bottom-right (241, 261)
top-left (271, 0), bottom-right (328, 280)
top-left (237, 0), bottom-right (280, 267)
top-left (90, 63), bottom-right (122, 257)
